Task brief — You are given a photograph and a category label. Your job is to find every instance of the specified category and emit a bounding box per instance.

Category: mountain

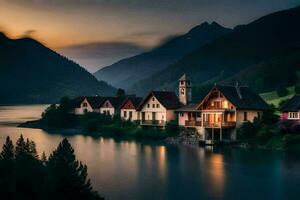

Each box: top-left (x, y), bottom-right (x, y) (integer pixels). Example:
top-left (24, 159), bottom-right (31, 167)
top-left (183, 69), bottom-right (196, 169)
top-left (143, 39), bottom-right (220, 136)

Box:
top-left (130, 6), bottom-right (300, 96)
top-left (0, 33), bottom-right (116, 104)
top-left (94, 22), bottom-right (232, 89)
top-left (58, 42), bottom-right (146, 73)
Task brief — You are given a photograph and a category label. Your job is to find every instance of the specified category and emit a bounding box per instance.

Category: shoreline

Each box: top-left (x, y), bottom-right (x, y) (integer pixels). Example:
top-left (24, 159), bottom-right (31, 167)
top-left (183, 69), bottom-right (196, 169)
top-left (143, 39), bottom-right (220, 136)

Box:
top-left (19, 119), bottom-right (287, 151)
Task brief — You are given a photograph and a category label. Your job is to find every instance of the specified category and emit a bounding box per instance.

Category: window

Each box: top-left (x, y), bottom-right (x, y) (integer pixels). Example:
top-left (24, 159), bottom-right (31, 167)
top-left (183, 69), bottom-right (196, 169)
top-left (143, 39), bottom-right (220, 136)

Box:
top-left (124, 111), bottom-right (127, 117)
top-left (156, 104), bottom-right (160, 108)
top-left (107, 110), bottom-right (110, 115)
top-left (244, 112), bottom-right (248, 121)
top-left (129, 111), bottom-right (132, 119)
top-left (180, 113), bottom-right (184, 117)
top-left (147, 104), bottom-right (150, 108)
top-left (105, 102), bottom-right (109, 107)
top-left (152, 97), bottom-right (155, 101)
top-left (152, 104), bottom-right (155, 108)
top-left (181, 81), bottom-right (184, 85)
top-left (288, 112), bottom-right (299, 119)
top-left (187, 81), bottom-right (190, 85)
top-left (181, 88), bottom-right (185, 95)
top-left (83, 102), bottom-right (88, 107)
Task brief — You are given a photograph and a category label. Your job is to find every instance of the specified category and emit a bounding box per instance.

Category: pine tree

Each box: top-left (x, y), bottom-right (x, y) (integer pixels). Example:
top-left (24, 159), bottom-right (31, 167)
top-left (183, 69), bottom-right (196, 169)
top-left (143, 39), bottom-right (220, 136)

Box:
top-left (27, 139), bottom-right (39, 159)
top-left (0, 136), bottom-right (15, 161)
top-left (44, 138), bottom-right (103, 200)
top-left (0, 136), bottom-right (16, 200)
top-left (15, 135), bottom-right (27, 158)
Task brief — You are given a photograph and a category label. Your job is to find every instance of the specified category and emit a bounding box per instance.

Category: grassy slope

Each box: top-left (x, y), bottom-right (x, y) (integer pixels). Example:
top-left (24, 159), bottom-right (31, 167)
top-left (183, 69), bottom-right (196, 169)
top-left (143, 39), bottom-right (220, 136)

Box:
top-left (260, 70), bottom-right (300, 107)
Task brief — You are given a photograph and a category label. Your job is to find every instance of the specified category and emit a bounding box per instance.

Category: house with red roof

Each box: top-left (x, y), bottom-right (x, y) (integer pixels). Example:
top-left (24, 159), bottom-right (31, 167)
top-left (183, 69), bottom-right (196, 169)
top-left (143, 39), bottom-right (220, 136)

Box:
top-left (120, 97), bottom-right (143, 122)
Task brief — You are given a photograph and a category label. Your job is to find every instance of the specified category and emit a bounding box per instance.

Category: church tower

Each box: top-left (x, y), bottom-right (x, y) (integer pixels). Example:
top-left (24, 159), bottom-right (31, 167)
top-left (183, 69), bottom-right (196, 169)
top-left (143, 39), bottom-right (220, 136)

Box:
top-left (179, 74), bottom-right (192, 105)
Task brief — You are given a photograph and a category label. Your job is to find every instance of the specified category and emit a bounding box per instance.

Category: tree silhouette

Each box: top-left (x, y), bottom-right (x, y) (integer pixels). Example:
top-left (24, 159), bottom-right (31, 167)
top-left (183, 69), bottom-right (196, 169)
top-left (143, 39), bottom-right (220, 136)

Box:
top-left (43, 138), bottom-right (103, 200)
top-left (0, 136), bottom-right (16, 200)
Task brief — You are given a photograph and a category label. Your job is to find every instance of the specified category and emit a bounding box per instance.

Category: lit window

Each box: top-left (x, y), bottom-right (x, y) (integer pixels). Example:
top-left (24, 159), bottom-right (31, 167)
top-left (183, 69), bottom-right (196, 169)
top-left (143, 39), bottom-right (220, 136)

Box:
top-left (181, 88), bottom-right (185, 95)
top-left (223, 101), bottom-right (228, 109)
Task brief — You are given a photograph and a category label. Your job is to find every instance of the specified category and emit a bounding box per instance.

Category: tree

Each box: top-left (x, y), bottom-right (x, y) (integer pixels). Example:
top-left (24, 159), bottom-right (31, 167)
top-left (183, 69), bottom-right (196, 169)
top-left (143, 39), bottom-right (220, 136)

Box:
top-left (116, 88), bottom-right (125, 97)
top-left (0, 136), bottom-right (14, 161)
top-left (0, 136), bottom-right (16, 200)
top-left (43, 138), bottom-right (103, 200)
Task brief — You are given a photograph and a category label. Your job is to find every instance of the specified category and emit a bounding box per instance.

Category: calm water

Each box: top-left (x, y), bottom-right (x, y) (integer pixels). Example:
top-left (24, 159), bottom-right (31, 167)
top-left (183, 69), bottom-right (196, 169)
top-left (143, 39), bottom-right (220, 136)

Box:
top-left (0, 105), bottom-right (299, 200)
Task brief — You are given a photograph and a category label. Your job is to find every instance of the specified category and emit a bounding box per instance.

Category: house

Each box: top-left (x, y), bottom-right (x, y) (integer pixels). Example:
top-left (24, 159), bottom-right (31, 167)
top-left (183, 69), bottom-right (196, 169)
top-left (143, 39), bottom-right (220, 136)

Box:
top-left (120, 97), bottom-right (143, 121)
top-left (72, 96), bottom-right (105, 115)
top-left (137, 91), bottom-right (182, 126)
top-left (99, 96), bottom-right (128, 116)
top-left (279, 94), bottom-right (300, 132)
top-left (178, 83), bottom-right (270, 142)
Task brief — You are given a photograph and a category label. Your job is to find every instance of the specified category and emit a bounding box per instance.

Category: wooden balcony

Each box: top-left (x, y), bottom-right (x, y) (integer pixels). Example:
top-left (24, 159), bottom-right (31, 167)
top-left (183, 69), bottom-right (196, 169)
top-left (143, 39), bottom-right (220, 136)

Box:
top-left (141, 120), bottom-right (165, 126)
top-left (202, 121), bottom-right (236, 128)
top-left (185, 120), bottom-right (202, 127)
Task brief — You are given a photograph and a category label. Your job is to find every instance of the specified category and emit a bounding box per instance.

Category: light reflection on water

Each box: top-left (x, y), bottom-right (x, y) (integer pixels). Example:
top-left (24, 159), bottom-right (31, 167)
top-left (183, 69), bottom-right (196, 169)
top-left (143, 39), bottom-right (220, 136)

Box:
top-left (0, 105), bottom-right (300, 200)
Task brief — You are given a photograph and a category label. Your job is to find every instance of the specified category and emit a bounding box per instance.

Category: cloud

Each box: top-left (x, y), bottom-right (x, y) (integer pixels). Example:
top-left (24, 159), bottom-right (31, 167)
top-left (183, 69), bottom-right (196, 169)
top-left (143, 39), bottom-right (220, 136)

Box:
top-left (22, 29), bottom-right (36, 37)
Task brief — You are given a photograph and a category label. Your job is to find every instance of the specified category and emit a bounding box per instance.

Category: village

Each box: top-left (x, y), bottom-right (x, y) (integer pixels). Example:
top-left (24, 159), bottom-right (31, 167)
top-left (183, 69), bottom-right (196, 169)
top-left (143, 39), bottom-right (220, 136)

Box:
top-left (69, 74), bottom-right (300, 145)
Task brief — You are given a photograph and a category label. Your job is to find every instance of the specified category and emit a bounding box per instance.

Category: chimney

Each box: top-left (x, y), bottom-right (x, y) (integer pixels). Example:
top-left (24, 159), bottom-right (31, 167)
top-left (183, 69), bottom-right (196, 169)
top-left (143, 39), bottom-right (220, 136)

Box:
top-left (235, 81), bottom-right (243, 99)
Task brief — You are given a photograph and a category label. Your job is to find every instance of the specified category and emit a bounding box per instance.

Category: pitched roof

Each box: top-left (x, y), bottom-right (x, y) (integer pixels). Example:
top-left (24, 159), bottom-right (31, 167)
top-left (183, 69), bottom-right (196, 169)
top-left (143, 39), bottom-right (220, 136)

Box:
top-left (72, 96), bottom-right (86, 108)
top-left (179, 73), bottom-right (190, 81)
top-left (100, 96), bottom-right (128, 109)
top-left (72, 96), bottom-right (105, 109)
top-left (137, 91), bottom-right (182, 111)
top-left (280, 95), bottom-right (300, 112)
top-left (175, 104), bottom-right (199, 112)
top-left (198, 85), bottom-right (270, 110)
top-left (86, 96), bottom-right (106, 109)
top-left (119, 97), bottom-right (143, 109)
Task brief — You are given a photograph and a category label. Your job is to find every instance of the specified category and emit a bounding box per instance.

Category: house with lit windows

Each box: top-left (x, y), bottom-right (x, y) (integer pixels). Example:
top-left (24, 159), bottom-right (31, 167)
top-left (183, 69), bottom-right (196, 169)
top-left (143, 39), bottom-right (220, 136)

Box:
top-left (120, 97), bottom-right (143, 122)
top-left (137, 91), bottom-right (182, 126)
top-left (176, 75), bottom-right (270, 143)
top-left (279, 95), bottom-right (300, 132)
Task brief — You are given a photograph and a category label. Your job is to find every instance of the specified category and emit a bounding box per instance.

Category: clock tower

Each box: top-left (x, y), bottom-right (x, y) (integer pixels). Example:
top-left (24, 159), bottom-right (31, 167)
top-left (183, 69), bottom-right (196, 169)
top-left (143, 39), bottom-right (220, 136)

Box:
top-left (179, 74), bottom-right (192, 105)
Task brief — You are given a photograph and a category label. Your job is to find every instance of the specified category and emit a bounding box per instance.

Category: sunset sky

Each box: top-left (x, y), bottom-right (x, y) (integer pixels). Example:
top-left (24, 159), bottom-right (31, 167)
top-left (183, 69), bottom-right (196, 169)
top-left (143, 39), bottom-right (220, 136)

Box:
top-left (0, 0), bottom-right (299, 71)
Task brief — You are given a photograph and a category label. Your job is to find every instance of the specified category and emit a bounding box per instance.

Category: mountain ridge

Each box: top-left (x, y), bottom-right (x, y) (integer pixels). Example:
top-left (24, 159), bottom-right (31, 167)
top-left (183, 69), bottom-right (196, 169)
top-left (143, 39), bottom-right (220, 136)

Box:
top-left (0, 32), bottom-right (116, 104)
top-left (94, 22), bottom-right (232, 89)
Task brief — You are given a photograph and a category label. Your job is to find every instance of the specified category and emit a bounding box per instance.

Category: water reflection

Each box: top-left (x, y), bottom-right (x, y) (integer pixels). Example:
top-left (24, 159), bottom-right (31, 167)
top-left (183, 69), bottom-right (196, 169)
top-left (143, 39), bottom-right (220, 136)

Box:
top-left (0, 105), bottom-right (300, 200)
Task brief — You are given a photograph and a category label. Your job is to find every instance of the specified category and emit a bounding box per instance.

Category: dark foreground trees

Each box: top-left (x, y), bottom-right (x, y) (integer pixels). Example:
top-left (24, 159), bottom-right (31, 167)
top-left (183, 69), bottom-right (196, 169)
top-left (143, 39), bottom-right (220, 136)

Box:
top-left (0, 135), bottom-right (103, 200)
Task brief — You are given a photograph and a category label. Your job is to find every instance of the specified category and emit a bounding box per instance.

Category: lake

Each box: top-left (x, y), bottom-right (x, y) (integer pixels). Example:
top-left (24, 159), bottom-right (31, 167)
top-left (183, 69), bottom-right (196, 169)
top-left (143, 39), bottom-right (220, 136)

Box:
top-left (0, 105), bottom-right (299, 200)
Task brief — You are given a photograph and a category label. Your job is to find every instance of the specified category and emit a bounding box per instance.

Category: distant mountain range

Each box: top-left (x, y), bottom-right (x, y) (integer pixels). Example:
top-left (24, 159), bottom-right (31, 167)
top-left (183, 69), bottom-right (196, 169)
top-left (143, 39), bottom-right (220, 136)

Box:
top-left (58, 42), bottom-right (146, 73)
top-left (126, 6), bottom-right (300, 96)
top-left (94, 22), bottom-right (232, 89)
top-left (0, 33), bottom-right (116, 104)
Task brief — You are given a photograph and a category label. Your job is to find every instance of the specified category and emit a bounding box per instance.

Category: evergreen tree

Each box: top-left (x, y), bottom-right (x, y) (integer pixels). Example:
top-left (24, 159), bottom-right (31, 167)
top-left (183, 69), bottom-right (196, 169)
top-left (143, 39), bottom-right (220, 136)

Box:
top-left (44, 138), bottom-right (103, 200)
top-left (15, 135), bottom-right (27, 159)
top-left (0, 136), bottom-right (16, 200)
top-left (27, 139), bottom-right (39, 159)
top-left (0, 136), bottom-right (15, 160)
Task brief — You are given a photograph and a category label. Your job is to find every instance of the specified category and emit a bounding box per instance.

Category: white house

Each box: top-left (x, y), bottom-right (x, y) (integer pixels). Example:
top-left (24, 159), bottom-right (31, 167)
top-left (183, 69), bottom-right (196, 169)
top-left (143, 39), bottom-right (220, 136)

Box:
top-left (120, 97), bottom-right (143, 121)
top-left (73, 96), bottom-right (104, 115)
top-left (136, 91), bottom-right (181, 126)
top-left (99, 97), bottom-right (128, 117)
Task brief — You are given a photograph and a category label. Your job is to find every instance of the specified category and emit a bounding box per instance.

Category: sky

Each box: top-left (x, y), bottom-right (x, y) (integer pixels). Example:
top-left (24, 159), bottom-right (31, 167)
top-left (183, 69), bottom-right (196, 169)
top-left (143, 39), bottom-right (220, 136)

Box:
top-left (0, 0), bottom-right (299, 72)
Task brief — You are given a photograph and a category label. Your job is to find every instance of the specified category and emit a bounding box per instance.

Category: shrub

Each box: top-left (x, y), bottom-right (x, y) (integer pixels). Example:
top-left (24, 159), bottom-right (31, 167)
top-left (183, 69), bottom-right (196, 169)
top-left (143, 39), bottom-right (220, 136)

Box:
top-left (283, 134), bottom-right (300, 152)
top-left (164, 120), bottom-right (180, 137)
